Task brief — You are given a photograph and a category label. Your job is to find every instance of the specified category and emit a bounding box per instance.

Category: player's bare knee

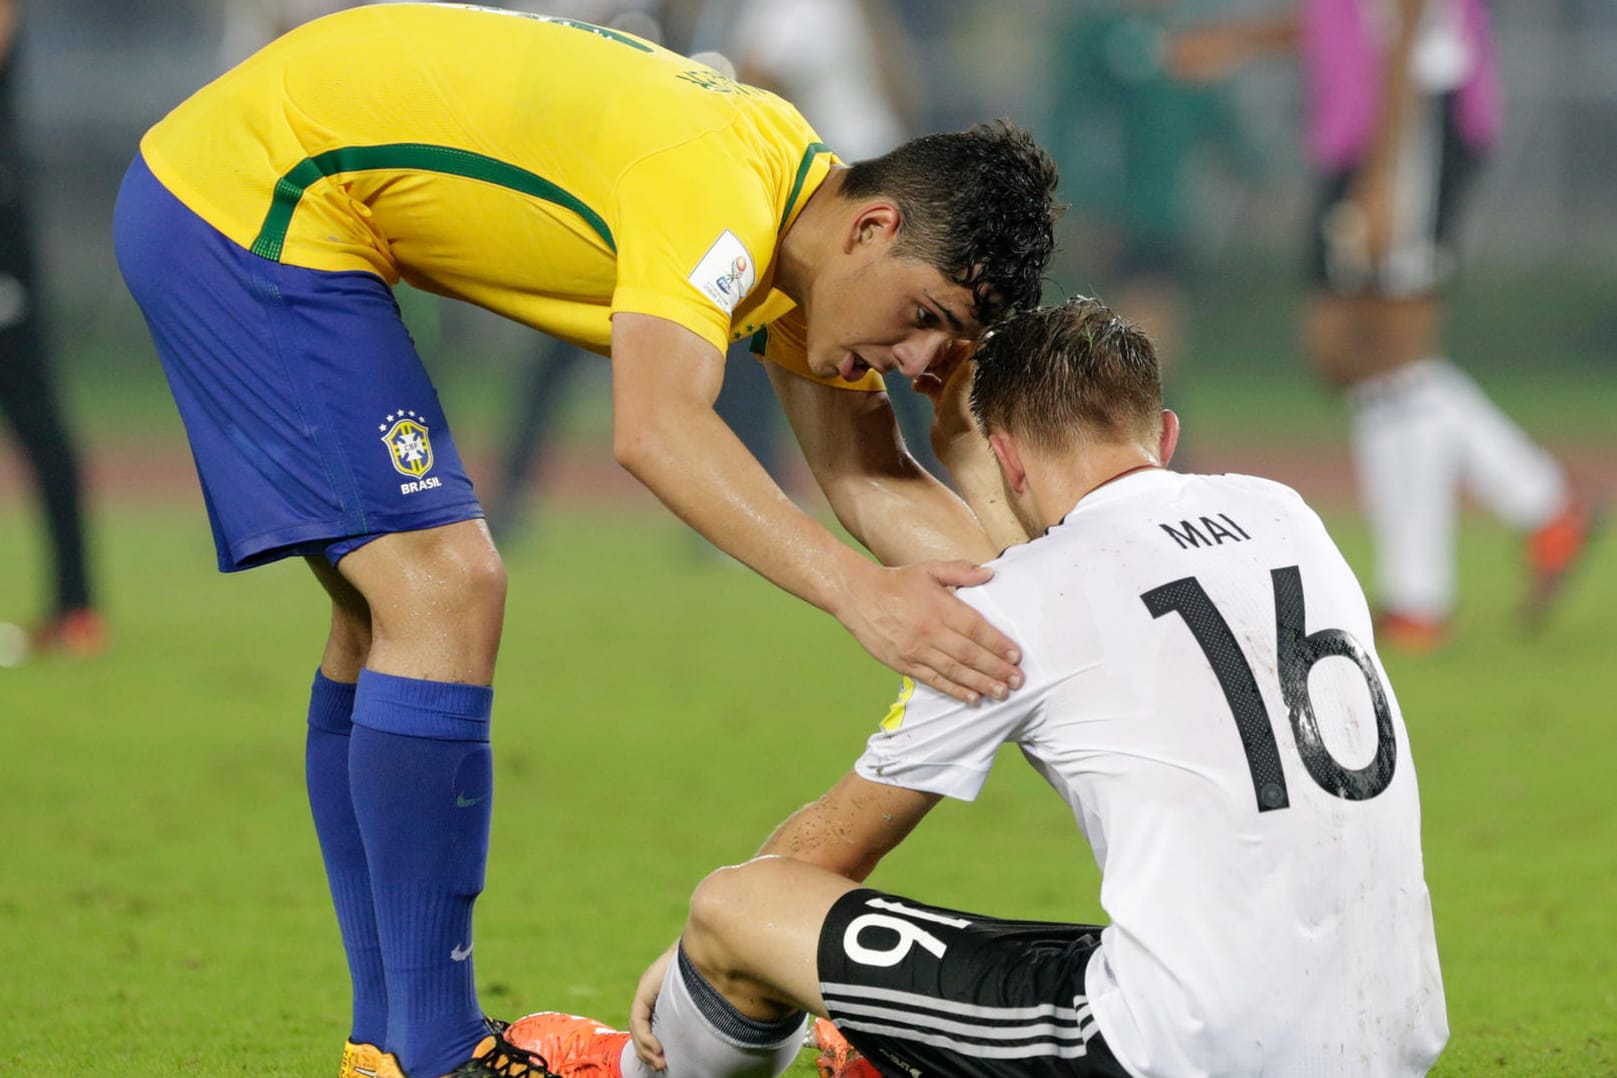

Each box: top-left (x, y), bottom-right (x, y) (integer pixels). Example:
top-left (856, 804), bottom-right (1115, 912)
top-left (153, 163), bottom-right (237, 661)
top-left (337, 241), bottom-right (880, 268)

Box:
top-left (686, 863), bottom-right (746, 946)
top-left (439, 541), bottom-right (508, 622)
top-left (685, 860), bottom-right (775, 967)
top-left (352, 523), bottom-right (507, 623)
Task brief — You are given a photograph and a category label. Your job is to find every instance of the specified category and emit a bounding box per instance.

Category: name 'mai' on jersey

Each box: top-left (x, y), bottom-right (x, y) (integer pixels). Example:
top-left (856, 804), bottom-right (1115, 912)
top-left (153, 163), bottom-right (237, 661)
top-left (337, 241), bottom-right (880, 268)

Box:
top-left (856, 469), bottom-right (1448, 1078)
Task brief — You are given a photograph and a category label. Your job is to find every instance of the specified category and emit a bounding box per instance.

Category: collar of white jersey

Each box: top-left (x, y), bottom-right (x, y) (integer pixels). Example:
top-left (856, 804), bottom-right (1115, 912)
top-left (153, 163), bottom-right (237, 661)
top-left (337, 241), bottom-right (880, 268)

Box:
top-left (1050, 466), bottom-right (1176, 535)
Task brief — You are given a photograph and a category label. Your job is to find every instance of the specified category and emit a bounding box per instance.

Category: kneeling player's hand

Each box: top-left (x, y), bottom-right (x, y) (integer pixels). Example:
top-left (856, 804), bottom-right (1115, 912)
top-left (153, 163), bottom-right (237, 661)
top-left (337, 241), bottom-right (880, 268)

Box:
top-left (837, 561), bottom-right (1022, 705)
top-left (912, 344), bottom-right (978, 453)
top-left (630, 943), bottom-right (677, 1069)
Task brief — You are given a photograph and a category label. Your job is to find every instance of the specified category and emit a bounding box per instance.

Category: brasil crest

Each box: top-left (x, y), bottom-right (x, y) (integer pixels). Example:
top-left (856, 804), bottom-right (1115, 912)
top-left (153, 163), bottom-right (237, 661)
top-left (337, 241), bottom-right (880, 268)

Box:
top-left (380, 411), bottom-right (434, 478)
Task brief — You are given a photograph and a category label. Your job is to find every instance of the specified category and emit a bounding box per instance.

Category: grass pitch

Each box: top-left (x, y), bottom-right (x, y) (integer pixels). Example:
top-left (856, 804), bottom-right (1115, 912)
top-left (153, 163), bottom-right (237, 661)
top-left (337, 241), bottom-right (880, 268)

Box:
top-left (0, 499), bottom-right (1613, 1076)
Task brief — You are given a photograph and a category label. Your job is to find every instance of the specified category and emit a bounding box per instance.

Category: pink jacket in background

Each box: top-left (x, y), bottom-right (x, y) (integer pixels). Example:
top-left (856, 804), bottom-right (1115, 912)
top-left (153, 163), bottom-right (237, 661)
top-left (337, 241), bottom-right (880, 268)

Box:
top-left (1301, 0), bottom-right (1501, 170)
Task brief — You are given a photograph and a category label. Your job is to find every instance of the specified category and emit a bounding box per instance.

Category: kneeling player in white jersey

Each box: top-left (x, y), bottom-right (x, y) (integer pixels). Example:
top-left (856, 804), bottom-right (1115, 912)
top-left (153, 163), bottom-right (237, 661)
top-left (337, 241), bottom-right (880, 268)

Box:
top-left (509, 298), bottom-right (1448, 1078)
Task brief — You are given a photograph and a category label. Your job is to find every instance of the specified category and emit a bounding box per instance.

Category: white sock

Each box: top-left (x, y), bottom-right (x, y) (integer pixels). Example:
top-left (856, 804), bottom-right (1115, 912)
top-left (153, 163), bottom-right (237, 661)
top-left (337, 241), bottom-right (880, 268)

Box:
top-left (1349, 361), bottom-right (1462, 618)
top-left (1419, 358), bottom-right (1567, 530)
top-left (619, 945), bottom-right (807, 1078)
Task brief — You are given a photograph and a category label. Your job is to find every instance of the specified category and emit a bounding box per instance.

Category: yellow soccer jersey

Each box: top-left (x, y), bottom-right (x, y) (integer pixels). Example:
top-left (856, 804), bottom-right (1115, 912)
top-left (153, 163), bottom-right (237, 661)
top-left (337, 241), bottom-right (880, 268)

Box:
top-left (139, 2), bottom-right (881, 390)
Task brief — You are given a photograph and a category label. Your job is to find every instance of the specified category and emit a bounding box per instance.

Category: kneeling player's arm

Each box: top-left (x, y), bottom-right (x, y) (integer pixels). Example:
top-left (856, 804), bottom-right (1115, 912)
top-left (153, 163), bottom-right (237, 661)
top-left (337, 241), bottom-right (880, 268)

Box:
top-left (915, 351), bottom-right (1033, 551)
top-left (767, 362), bottom-right (998, 565)
top-left (755, 770), bottom-right (941, 883)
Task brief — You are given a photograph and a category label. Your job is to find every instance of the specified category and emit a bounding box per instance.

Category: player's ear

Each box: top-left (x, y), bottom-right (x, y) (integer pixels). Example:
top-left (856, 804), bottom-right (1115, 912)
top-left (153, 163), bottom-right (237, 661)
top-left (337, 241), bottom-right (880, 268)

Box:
top-left (988, 430), bottom-right (1028, 494)
top-left (1157, 409), bottom-right (1181, 467)
top-left (847, 200), bottom-right (901, 252)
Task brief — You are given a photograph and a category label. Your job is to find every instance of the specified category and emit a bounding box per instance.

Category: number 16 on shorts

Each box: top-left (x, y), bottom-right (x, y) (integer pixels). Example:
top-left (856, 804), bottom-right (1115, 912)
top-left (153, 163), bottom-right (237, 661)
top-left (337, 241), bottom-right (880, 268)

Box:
top-left (842, 896), bottom-right (969, 969)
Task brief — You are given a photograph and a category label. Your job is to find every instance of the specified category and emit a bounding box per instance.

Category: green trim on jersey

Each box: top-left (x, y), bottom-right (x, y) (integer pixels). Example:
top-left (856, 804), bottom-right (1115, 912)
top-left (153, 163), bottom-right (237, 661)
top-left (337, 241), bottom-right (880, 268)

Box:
top-left (249, 143), bottom-right (616, 260)
top-left (749, 325), bottom-right (769, 354)
top-left (778, 142), bottom-right (832, 233)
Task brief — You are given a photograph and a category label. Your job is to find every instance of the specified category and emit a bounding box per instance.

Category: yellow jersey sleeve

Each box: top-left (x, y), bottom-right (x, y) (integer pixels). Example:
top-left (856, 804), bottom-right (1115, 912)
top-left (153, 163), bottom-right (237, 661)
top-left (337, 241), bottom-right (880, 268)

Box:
top-left (750, 309), bottom-right (886, 392)
top-left (611, 128), bottom-right (777, 356)
top-left (133, 3), bottom-right (893, 390)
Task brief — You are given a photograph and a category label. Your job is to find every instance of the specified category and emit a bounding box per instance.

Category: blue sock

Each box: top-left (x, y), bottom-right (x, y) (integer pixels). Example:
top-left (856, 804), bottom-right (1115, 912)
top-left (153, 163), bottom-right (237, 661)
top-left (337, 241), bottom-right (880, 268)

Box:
top-left (349, 669), bottom-right (494, 1077)
top-left (305, 670), bottom-right (388, 1047)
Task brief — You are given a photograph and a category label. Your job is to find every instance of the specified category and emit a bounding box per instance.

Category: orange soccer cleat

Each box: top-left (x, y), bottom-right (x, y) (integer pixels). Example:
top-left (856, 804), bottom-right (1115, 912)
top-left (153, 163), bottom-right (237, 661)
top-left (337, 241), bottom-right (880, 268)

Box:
top-left (1374, 611), bottom-right (1449, 656)
top-left (503, 1012), bottom-right (631, 1078)
top-left (1522, 496), bottom-right (1604, 631)
top-left (32, 607), bottom-right (109, 659)
top-left (812, 1017), bottom-right (882, 1078)
top-left (440, 1017), bottom-right (560, 1077)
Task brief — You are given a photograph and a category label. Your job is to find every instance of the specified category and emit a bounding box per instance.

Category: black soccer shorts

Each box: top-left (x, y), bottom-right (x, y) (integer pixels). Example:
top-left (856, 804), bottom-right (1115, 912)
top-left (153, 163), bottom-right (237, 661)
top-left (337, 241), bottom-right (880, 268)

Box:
top-left (817, 888), bottom-right (1132, 1078)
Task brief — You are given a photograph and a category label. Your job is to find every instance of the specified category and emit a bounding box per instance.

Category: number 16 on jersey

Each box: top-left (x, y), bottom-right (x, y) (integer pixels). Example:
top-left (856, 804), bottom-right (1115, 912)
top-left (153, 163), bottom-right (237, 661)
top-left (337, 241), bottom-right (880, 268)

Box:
top-left (1142, 566), bottom-right (1398, 813)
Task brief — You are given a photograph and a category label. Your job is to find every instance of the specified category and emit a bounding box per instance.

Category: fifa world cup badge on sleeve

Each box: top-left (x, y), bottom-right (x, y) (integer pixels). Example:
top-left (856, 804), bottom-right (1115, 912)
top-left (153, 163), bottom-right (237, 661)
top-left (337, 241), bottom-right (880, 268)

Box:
top-left (687, 229), bottom-right (756, 314)
top-left (379, 410), bottom-right (443, 495)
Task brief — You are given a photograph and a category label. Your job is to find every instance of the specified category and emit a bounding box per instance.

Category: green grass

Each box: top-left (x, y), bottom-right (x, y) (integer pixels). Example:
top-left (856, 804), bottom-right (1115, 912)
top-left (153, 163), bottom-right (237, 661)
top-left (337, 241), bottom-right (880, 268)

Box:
top-left (0, 501), bottom-right (1614, 1075)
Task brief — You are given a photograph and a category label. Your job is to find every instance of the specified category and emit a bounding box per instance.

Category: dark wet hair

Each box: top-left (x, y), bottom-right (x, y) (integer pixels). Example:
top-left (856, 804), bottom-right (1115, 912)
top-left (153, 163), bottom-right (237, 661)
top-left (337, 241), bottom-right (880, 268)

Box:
top-left (840, 120), bottom-right (1060, 326)
top-left (970, 297), bottom-right (1162, 450)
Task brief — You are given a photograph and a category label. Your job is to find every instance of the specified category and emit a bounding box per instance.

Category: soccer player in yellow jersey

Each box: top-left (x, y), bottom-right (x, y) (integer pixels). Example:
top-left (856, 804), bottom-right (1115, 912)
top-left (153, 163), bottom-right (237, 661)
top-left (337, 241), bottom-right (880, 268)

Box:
top-left (112, 5), bottom-right (1059, 1076)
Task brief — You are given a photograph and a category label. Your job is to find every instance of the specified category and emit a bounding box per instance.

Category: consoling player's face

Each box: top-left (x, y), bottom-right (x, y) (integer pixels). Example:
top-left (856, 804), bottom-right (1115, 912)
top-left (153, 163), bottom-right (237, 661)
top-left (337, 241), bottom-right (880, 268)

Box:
top-left (802, 246), bottom-right (983, 384)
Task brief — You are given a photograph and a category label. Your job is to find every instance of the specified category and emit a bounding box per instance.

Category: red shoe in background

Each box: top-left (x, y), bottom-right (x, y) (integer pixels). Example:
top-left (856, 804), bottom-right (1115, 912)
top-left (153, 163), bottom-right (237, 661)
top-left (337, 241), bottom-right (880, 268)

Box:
top-left (33, 608), bottom-right (109, 658)
top-left (1522, 496), bottom-right (1603, 631)
top-left (1375, 611), bottom-right (1449, 656)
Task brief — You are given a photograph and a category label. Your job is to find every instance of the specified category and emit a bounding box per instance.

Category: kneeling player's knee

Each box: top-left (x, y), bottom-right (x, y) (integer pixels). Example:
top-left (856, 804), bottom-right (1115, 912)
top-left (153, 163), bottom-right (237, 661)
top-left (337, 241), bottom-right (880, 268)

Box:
top-left (685, 861), bottom-right (770, 965)
top-left (687, 864), bottom-right (743, 943)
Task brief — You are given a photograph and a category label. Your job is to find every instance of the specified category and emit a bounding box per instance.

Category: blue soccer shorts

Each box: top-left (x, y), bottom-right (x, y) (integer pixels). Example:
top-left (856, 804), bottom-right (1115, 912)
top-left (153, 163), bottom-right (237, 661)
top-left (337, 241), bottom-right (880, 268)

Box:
top-left (113, 154), bottom-right (485, 572)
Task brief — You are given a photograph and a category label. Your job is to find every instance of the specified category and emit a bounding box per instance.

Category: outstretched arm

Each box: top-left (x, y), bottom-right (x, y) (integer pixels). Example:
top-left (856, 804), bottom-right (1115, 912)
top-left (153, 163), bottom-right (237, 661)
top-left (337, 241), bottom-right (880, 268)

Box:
top-left (1351, 0), bottom-right (1426, 263)
top-left (1168, 7), bottom-right (1300, 84)
top-left (611, 313), bottom-right (1021, 704)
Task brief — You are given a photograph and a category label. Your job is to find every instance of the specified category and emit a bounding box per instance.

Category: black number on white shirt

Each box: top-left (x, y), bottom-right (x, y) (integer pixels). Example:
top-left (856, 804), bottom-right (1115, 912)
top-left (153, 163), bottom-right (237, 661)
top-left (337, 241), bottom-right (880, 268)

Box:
top-left (1141, 566), bottom-right (1397, 813)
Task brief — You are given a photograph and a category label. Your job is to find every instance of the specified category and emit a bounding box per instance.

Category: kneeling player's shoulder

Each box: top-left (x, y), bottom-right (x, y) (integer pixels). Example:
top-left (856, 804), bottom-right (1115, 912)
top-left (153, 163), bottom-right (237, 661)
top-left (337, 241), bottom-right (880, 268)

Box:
top-left (1213, 471), bottom-right (1307, 503)
top-left (1208, 471), bottom-right (1322, 518)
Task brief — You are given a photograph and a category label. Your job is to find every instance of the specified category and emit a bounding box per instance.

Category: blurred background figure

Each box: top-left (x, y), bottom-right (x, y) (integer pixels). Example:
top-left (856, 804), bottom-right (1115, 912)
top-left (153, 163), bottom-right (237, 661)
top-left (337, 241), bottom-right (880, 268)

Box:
top-left (1171, 0), bottom-right (1599, 652)
top-left (486, 0), bottom-right (947, 543)
top-left (704, 0), bottom-right (946, 481)
top-left (5, 0), bottom-right (1609, 649)
top-left (728, 0), bottom-right (915, 162)
top-left (1042, 0), bottom-right (1262, 382)
top-left (482, 0), bottom-right (796, 541)
top-left (0, 0), bottom-right (103, 661)
top-left (477, 0), bottom-right (656, 542)
top-left (218, 0), bottom-right (352, 68)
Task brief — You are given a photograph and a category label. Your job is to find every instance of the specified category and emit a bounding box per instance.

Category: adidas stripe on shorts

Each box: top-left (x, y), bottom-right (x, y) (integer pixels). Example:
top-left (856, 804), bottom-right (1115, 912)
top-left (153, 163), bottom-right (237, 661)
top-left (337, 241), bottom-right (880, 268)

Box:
top-left (817, 888), bottom-right (1131, 1078)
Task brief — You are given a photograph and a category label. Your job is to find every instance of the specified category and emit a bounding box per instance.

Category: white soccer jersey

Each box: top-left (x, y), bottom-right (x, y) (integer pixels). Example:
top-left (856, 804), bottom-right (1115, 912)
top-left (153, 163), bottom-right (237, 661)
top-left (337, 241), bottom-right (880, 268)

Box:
top-left (856, 470), bottom-right (1448, 1077)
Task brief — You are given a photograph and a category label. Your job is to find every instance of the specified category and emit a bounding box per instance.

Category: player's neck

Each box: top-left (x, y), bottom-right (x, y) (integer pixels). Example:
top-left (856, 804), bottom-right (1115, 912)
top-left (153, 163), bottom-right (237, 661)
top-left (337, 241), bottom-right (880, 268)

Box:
top-left (1028, 446), bottom-right (1163, 529)
top-left (773, 167), bottom-right (848, 305)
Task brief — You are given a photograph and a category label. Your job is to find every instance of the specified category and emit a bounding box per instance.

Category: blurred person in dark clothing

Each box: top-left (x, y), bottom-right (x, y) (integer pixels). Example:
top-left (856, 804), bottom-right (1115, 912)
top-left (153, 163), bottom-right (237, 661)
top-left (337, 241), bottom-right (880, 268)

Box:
top-left (485, 0), bottom-right (948, 540)
top-left (726, 0), bottom-right (949, 484)
top-left (1045, 0), bottom-right (1260, 377)
top-left (0, 0), bottom-right (104, 660)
